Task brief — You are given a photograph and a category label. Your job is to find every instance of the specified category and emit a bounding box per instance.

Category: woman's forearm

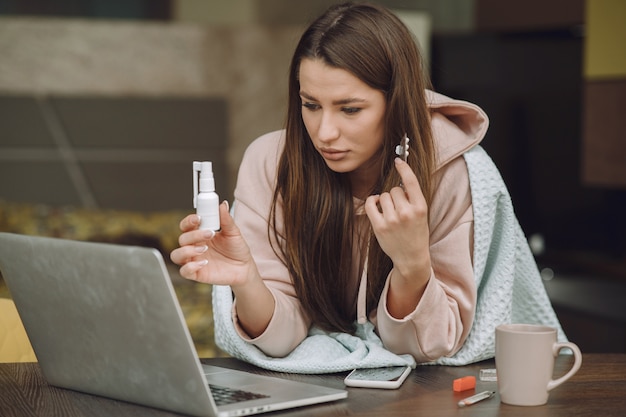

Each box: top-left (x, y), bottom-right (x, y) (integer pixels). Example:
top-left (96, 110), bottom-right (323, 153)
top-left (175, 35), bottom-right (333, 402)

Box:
top-left (231, 273), bottom-right (276, 338)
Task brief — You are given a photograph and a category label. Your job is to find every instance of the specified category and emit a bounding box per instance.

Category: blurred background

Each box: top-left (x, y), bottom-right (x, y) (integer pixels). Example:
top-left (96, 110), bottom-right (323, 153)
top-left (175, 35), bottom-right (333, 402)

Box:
top-left (0, 0), bottom-right (624, 356)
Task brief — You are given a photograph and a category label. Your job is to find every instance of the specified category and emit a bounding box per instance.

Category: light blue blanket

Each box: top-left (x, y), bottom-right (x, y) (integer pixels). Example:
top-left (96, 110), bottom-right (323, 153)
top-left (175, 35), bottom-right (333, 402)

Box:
top-left (212, 145), bottom-right (566, 372)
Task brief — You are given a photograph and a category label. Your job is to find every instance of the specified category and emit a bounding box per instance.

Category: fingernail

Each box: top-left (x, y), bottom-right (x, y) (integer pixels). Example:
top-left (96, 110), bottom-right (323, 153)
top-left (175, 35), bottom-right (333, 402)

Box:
top-left (202, 230), bottom-right (216, 240)
top-left (194, 215), bottom-right (202, 225)
top-left (395, 157), bottom-right (402, 164)
top-left (195, 244), bottom-right (208, 253)
top-left (196, 259), bottom-right (208, 267)
top-left (222, 200), bottom-right (229, 211)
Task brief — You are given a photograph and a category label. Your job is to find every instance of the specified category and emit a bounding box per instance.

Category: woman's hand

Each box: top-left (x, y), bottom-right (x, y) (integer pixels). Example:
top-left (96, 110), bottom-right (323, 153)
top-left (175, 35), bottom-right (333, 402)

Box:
top-left (170, 201), bottom-right (275, 337)
top-left (364, 157), bottom-right (432, 316)
top-left (170, 201), bottom-right (256, 287)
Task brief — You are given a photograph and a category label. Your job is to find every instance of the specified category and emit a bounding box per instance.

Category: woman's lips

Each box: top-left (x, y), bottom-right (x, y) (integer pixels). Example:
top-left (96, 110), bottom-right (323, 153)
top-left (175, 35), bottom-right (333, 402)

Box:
top-left (319, 148), bottom-right (348, 161)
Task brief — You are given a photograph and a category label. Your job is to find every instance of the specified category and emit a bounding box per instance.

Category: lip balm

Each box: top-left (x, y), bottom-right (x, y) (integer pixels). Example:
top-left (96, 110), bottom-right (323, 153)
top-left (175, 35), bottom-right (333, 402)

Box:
top-left (458, 390), bottom-right (496, 407)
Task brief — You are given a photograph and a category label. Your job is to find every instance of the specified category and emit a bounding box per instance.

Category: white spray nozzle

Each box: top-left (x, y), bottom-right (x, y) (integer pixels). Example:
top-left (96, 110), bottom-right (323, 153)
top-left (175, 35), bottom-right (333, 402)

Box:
top-left (193, 161), bottom-right (215, 208)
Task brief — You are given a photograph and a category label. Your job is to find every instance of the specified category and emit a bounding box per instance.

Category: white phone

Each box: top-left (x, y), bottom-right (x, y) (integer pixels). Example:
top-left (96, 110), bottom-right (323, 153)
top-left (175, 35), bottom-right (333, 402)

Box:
top-left (344, 365), bottom-right (412, 389)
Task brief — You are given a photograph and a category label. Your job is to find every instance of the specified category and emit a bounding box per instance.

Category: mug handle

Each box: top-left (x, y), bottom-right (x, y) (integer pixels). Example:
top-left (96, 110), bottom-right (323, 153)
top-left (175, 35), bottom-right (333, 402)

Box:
top-left (547, 342), bottom-right (582, 392)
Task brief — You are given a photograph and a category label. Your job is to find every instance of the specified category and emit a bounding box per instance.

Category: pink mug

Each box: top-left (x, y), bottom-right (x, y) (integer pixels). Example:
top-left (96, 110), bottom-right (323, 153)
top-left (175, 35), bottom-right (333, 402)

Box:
top-left (495, 324), bottom-right (582, 406)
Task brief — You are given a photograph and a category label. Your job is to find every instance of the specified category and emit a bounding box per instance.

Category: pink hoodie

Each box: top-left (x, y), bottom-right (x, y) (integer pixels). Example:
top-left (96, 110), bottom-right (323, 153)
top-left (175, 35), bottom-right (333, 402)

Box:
top-left (230, 90), bottom-right (489, 362)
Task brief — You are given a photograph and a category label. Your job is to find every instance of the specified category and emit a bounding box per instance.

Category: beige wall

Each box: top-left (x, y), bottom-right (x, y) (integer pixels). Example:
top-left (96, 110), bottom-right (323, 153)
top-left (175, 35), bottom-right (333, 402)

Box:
top-left (172, 0), bottom-right (472, 32)
top-left (172, 0), bottom-right (337, 26)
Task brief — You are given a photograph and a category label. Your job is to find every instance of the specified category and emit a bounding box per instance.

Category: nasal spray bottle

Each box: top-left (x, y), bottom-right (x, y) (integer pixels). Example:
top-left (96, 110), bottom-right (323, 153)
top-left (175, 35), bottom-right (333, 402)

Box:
top-left (193, 161), bottom-right (220, 231)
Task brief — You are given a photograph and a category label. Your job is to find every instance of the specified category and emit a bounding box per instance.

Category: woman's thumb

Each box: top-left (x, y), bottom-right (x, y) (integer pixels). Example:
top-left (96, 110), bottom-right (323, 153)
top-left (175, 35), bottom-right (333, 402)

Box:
top-left (218, 200), bottom-right (234, 231)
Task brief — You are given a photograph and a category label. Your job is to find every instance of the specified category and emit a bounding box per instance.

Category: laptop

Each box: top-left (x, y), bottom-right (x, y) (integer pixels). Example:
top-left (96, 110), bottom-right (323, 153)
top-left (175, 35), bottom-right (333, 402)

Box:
top-left (0, 232), bottom-right (347, 417)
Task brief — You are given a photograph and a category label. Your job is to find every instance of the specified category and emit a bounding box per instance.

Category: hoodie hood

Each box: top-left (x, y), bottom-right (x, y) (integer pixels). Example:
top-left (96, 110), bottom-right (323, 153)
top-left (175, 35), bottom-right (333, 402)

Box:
top-left (426, 90), bottom-right (489, 170)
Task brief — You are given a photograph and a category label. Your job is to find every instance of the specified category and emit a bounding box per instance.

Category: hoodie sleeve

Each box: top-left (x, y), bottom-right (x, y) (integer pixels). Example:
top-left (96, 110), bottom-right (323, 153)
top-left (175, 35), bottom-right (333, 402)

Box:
top-left (229, 130), bottom-right (311, 357)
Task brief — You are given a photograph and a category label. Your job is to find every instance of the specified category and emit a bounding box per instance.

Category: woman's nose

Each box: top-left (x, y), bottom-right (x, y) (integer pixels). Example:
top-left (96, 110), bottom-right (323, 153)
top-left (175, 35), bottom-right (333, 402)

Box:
top-left (317, 112), bottom-right (340, 142)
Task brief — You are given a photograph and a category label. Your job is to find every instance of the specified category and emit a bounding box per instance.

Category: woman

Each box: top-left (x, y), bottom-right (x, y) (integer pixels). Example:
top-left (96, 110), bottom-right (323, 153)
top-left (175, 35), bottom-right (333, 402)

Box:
top-left (171, 2), bottom-right (486, 362)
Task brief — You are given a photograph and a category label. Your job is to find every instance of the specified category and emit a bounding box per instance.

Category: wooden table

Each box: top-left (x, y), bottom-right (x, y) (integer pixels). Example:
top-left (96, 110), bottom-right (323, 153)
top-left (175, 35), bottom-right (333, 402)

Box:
top-left (1, 354), bottom-right (624, 416)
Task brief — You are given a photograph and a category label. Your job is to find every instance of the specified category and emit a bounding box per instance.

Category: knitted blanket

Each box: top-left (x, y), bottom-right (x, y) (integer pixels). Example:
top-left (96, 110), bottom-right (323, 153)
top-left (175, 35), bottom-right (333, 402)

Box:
top-left (212, 145), bottom-right (566, 372)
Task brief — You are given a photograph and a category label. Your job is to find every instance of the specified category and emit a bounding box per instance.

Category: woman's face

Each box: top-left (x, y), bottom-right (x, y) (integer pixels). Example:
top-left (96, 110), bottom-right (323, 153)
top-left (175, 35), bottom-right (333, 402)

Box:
top-left (299, 58), bottom-right (386, 188)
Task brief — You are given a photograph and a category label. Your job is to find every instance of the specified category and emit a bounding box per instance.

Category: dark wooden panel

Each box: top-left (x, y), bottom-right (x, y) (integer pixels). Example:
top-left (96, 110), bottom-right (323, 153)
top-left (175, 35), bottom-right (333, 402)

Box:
top-left (0, 96), bottom-right (54, 146)
top-left (582, 80), bottom-right (626, 189)
top-left (0, 94), bottom-right (230, 210)
top-left (475, 0), bottom-right (584, 32)
top-left (0, 161), bottom-right (81, 206)
top-left (50, 96), bottom-right (228, 150)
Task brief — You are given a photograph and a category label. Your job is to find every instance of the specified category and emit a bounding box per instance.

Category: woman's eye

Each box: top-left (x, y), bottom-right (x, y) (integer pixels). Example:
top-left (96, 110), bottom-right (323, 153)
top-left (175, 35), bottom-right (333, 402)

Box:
top-left (342, 107), bottom-right (361, 115)
top-left (302, 102), bottom-right (320, 111)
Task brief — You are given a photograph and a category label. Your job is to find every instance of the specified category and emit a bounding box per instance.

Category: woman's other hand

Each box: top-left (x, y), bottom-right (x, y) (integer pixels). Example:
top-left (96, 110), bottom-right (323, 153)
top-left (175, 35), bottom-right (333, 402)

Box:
top-left (364, 157), bottom-right (432, 316)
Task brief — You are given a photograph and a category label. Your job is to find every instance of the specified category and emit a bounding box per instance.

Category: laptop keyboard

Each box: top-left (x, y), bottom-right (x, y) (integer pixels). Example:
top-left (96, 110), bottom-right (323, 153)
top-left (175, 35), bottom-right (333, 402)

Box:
top-left (209, 384), bottom-right (270, 406)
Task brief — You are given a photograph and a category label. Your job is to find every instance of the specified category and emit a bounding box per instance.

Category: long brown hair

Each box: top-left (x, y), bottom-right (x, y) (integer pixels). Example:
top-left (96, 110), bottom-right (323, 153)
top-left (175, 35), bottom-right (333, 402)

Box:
top-left (270, 2), bottom-right (436, 333)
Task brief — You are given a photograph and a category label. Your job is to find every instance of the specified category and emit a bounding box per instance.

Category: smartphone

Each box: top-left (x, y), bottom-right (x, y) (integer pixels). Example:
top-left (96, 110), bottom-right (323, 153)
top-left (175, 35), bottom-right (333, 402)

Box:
top-left (344, 365), bottom-right (412, 389)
